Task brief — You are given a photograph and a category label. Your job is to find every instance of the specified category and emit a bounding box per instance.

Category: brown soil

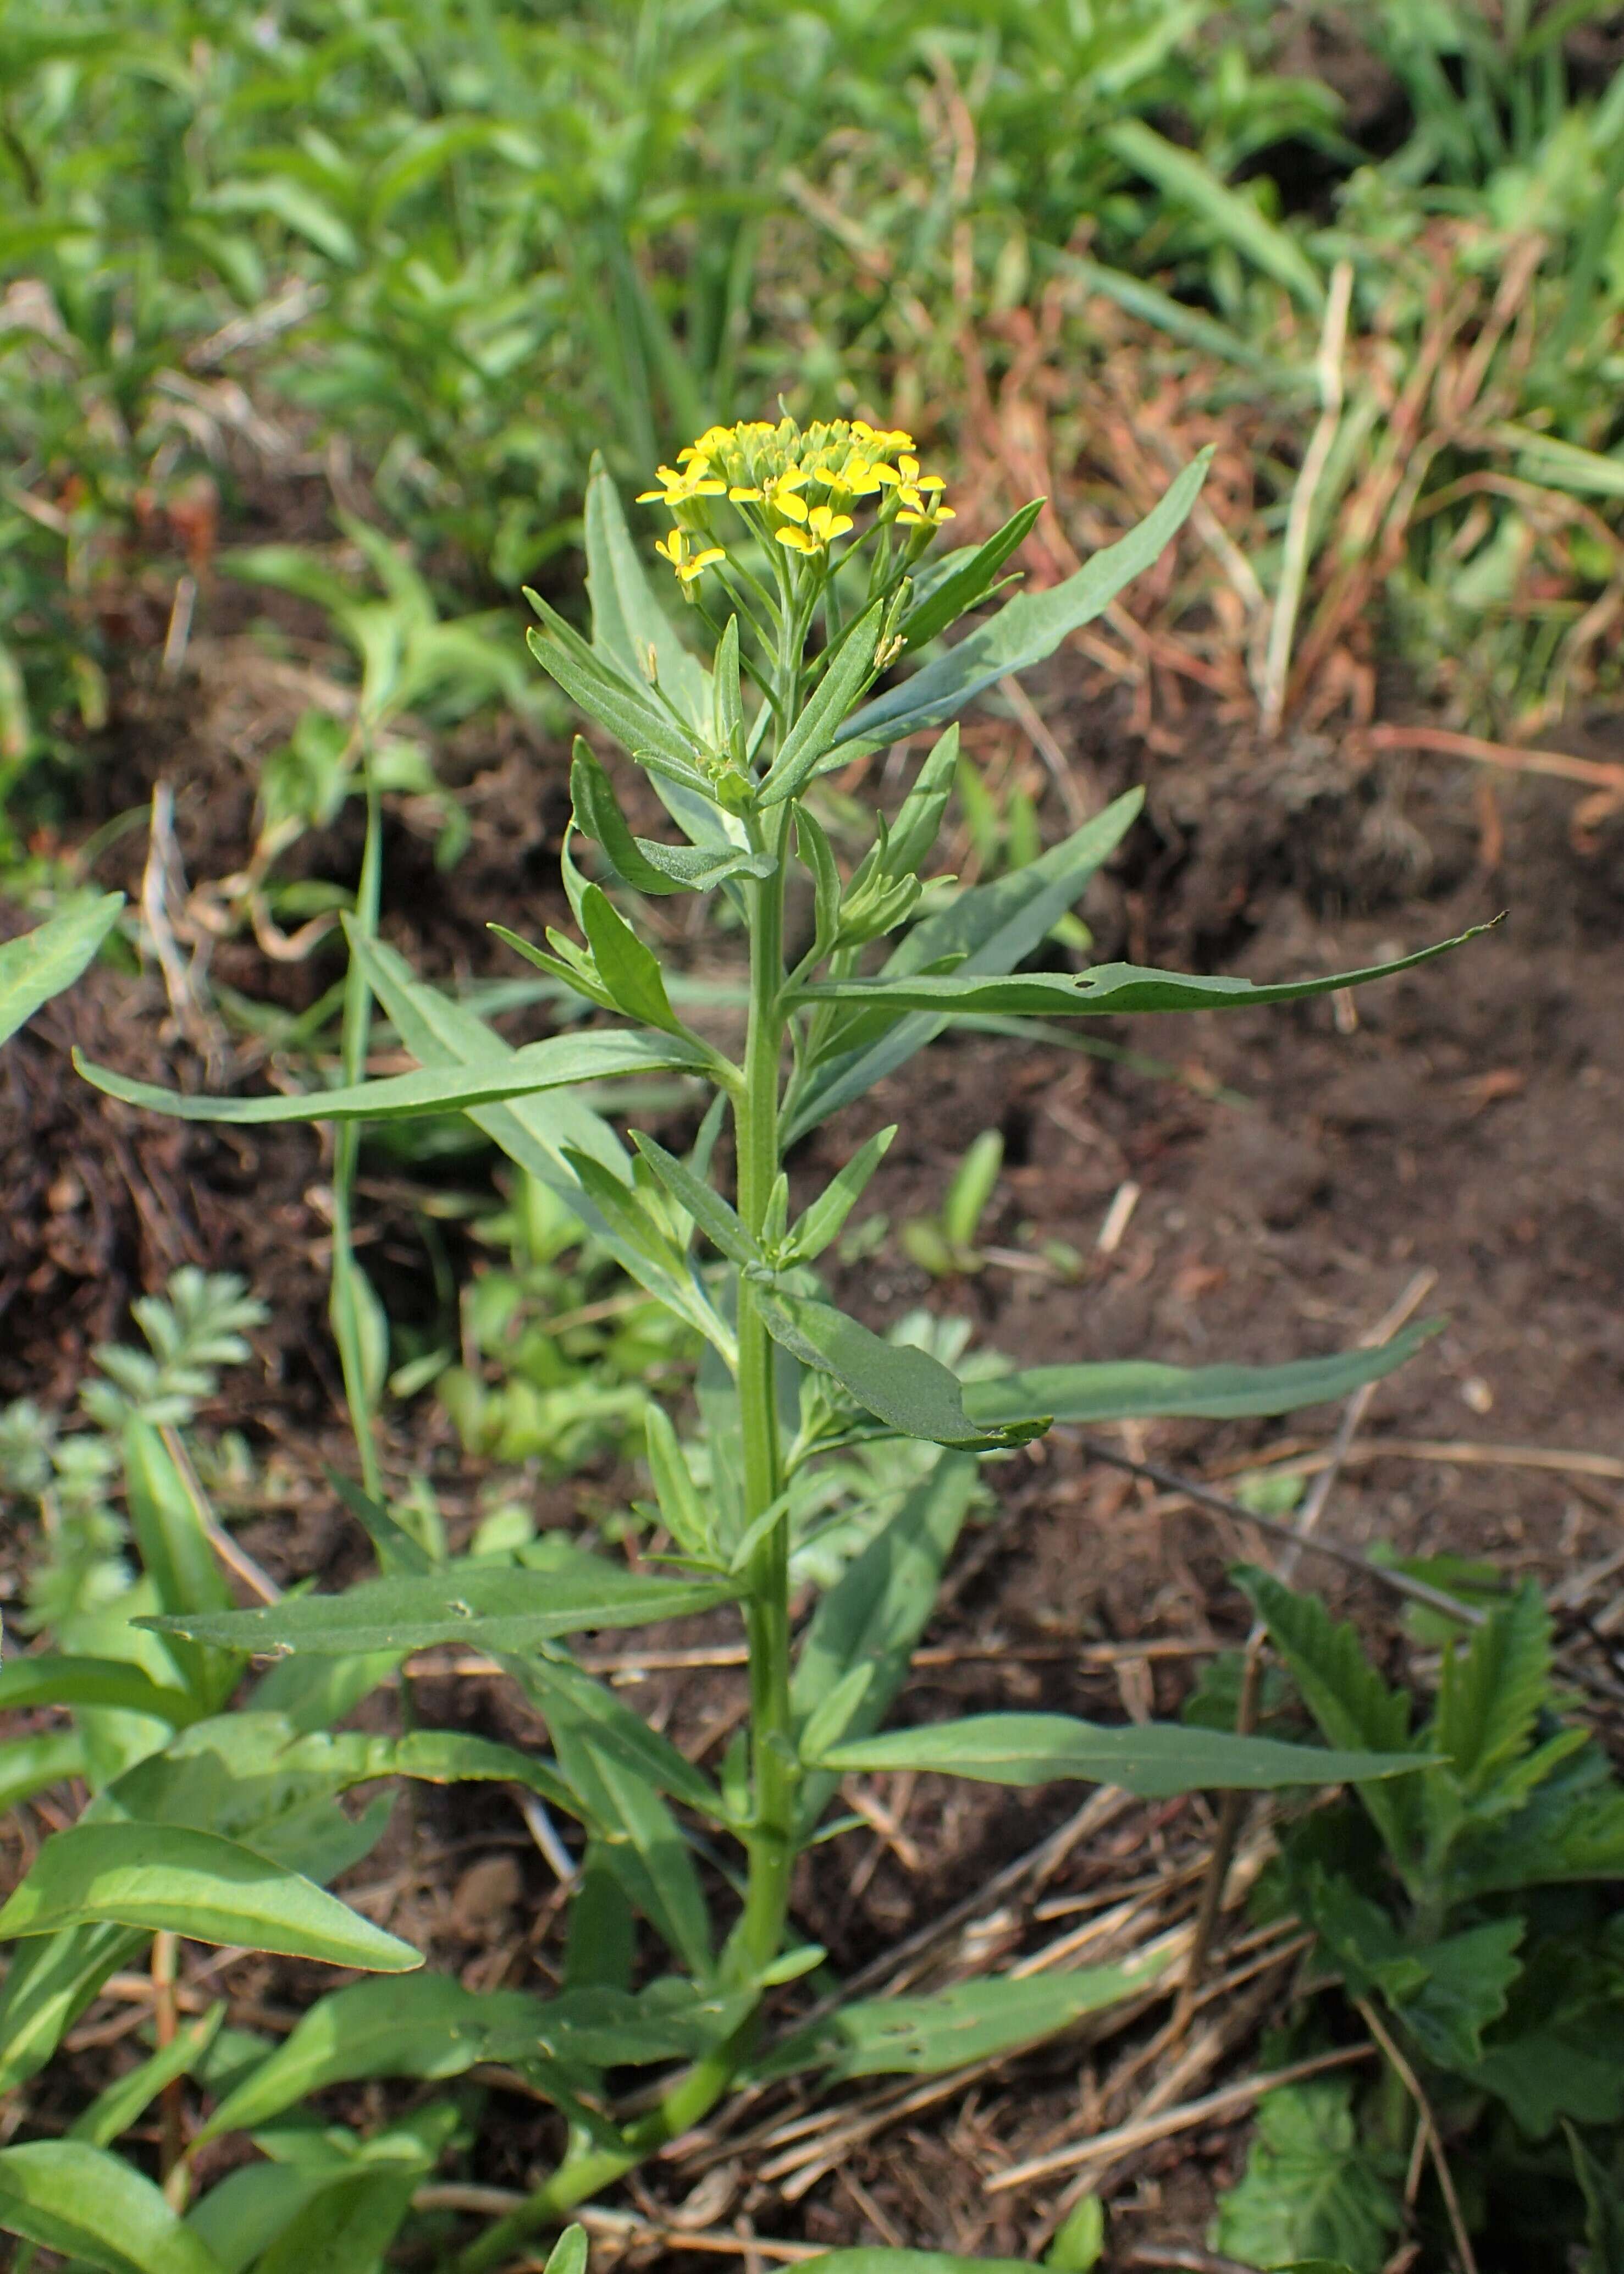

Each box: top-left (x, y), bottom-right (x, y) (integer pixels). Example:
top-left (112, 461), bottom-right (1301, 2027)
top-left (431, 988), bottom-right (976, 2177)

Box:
top-left (4, 633), bottom-right (1623, 2269)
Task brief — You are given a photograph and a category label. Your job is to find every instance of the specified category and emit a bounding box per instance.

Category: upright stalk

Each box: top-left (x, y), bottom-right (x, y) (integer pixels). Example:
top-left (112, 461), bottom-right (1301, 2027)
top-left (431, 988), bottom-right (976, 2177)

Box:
top-left (331, 770), bottom-right (384, 1499)
top-left (730, 801), bottom-right (798, 1971)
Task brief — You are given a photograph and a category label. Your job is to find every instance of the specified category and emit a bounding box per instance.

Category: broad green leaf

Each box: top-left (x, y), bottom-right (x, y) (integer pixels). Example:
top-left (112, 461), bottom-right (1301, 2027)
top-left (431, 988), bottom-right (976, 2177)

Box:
top-left (754, 1287), bottom-right (1046, 1450)
top-left (964, 1321), bottom-right (1439, 1428)
top-left (899, 503), bottom-right (1045, 649)
top-left (632, 1130), bottom-right (759, 1265)
top-left (1213, 2080), bottom-right (1401, 2274)
top-left (0, 1924), bottom-right (145, 2094)
top-left (0, 893), bottom-right (121, 1046)
top-left (0, 1822), bottom-right (421, 1969)
top-left (760, 1950), bottom-right (1165, 2083)
top-left (1236, 1568), bottom-right (1421, 1863)
top-left (1103, 122), bottom-right (1325, 306)
top-left (819, 1713), bottom-right (1427, 1795)
top-left (584, 456), bottom-right (711, 732)
top-left (71, 2003), bottom-right (225, 2148)
top-left (789, 1125), bottom-right (896, 1261)
top-left (794, 928), bottom-right (1487, 1018)
top-left (835, 457), bottom-right (1209, 750)
top-left (571, 741), bottom-right (773, 895)
top-left (758, 600), bottom-right (883, 807)
top-left (75, 1026), bottom-right (709, 1123)
top-left (0, 1654), bottom-right (198, 1724)
top-left (139, 1553), bottom-right (739, 1655)
top-left (793, 1453), bottom-right (979, 1830)
top-left (0, 2140), bottom-right (224, 2274)
top-left (785, 794), bottom-right (1141, 1141)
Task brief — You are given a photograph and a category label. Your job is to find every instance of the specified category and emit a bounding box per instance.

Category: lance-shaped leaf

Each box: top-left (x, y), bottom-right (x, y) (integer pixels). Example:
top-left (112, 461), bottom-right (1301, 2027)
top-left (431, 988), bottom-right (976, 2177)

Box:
top-left (572, 740), bottom-right (774, 895)
top-left (505, 1648), bottom-right (728, 1819)
top-left (760, 1948), bottom-right (1166, 2083)
top-left (793, 1451), bottom-right (979, 1831)
top-left (124, 1417), bottom-right (240, 1712)
top-left (524, 598), bottom-right (709, 777)
top-left (543, 1708), bottom-right (715, 1977)
top-left (584, 455), bottom-right (711, 731)
top-left (0, 2139), bottom-right (224, 2274)
top-left (632, 1131), bottom-right (759, 1266)
top-left (71, 2003), bottom-right (225, 2148)
top-left (0, 893), bottom-right (123, 1047)
top-left (0, 1730), bottom-right (89, 1812)
top-left (754, 1286), bottom-right (1048, 1451)
top-left (898, 500), bottom-right (1045, 650)
top-left (138, 1554), bottom-right (741, 1655)
top-left (560, 1145), bottom-right (737, 1360)
top-left (758, 599), bottom-right (884, 807)
top-left (785, 793), bottom-right (1142, 1141)
top-left (788, 1125), bottom-right (896, 1261)
top-left (819, 1713), bottom-right (1429, 1795)
top-left (0, 1654), bottom-right (200, 1725)
top-left (0, 1822), bottom-right (421, 1969)
top-left (580, 885), bottom-right (686, 1031)
top-left (964, 1320), bottom-right (1440, 1428)
top-left (835, 453), bottom-right (1209, 750)
top-left (794, 928), bottom-right (1487, 1019)
top-left (324, 1465), bottom-right (437, 1574)
top-left (0, 1923), bottom-right (146, 2094)
top-left (75, 1025), bottom-right (710, 1123)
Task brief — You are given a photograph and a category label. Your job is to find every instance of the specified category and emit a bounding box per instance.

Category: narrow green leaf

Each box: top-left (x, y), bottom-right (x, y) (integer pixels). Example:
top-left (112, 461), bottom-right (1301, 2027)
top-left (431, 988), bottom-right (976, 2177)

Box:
top-left (883, 724), bottom-right (960, 878)
top-left (75, 1027), bottom-right (710, 1124)
top-left (123, 1417), bottom-right (239, 1710)
top-left (139, 1554), bottom-right (740, 1655)
top-left (0, 1655), bottom-right (198, 1725)
top-left (0, 1924), bottom-right (146, 2094)
top-left (836, 458), bottom-right (1209, 749)
top-left (643, 1406), bottom-right (715, 1560)
top-left (0, 2140), bottom-right (224, 2274)
top-left (524, 611), bottom-right (710, 779)
top-left (322, 1465), bottom-right (436, 1574)
top-left (899, 502), bottom-right (1045, 649)
top-left (819, 1713), bottom-right (1428, 1795)
top-left (965, 1321), bottom-right (1439, 1428)
top-left (785, 793), bottom-right (1142, 1141)
top-left (795, 804), bottom-right (844, 958)
top-left (504, 1649), bottom-right (727, 1821)
top-left (1103, 122), bottom-right (1325, 306)
top-left (0, 894), bottom-right (122, 1047)
top-left (576, 886), bottom-right (684, 1033)
top-left (755, 1288), bottom-right (1047, 1450)
top-left (761, 1950), bottom-right (1165, 2083)
top-left (0, 1729), bottom-right (89, 1812)
top-left (632, 1131), bottom-right (759, 1265)
top-left (584, 455), bottom-right (711, 731)
top-left (0, 1823), bottom-right (421, 1969)
top-left (758, 600), bottom-right (884, 807)
top-left (793, 1453), bottom-right (979, 1830)
top-left (795, 928), bottom-right (1487, 1018)
top-left (789, 1127), bottom-right (896, 1261)
top-left (571, 741), bottom-right (772, 895)
top-left (71, 2003), bottom-right (225, 2147)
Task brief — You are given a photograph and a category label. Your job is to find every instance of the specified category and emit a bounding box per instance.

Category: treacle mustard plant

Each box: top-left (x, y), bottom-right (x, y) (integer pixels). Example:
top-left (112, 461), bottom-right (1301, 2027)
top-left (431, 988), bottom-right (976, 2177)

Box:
top-left (27, 420), bottom-right (1487, 2272)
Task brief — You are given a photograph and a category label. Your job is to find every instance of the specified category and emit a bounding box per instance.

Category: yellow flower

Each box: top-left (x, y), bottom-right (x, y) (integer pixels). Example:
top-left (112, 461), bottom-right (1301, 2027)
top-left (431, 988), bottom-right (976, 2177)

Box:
top-left (774, 488), bottom-right (810, 526)
top-left (637, 459), bottom-right (726, 507)
top-left (775, 503), bottom-right (854, 554)
top-left (655, 528), bottom-right (726, 584)
top-left (897, 501), bottom-right (956, 529)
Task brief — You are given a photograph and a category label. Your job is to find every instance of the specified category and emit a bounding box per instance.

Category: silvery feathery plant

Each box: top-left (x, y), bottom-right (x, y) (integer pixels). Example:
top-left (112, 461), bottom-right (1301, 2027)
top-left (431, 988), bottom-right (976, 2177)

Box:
top-left (3, 422), bottom-right (1481, 2274)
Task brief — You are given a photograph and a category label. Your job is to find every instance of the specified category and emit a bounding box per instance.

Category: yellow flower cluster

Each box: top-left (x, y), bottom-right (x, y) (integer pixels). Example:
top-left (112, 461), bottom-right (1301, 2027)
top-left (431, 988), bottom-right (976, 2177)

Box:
top-left (638, 416), bottom-right (954, 586)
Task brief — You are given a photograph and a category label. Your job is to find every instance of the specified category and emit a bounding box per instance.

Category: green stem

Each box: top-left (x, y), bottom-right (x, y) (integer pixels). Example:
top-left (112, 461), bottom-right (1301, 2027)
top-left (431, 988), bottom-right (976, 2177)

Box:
top-left (331, 772), bottom-right (384, 1500)
top-left (454, 713), bottom-right (803, 2274)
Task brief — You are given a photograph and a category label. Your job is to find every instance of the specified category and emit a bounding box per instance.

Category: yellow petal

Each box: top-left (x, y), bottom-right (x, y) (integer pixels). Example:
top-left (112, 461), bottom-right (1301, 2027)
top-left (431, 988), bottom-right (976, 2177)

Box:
top-left (775, 490), bottom-right (810, 525)
top-left (729, 484), bottom-right (764, 502)
top-left (775, 526), bottom-right (817, 553)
